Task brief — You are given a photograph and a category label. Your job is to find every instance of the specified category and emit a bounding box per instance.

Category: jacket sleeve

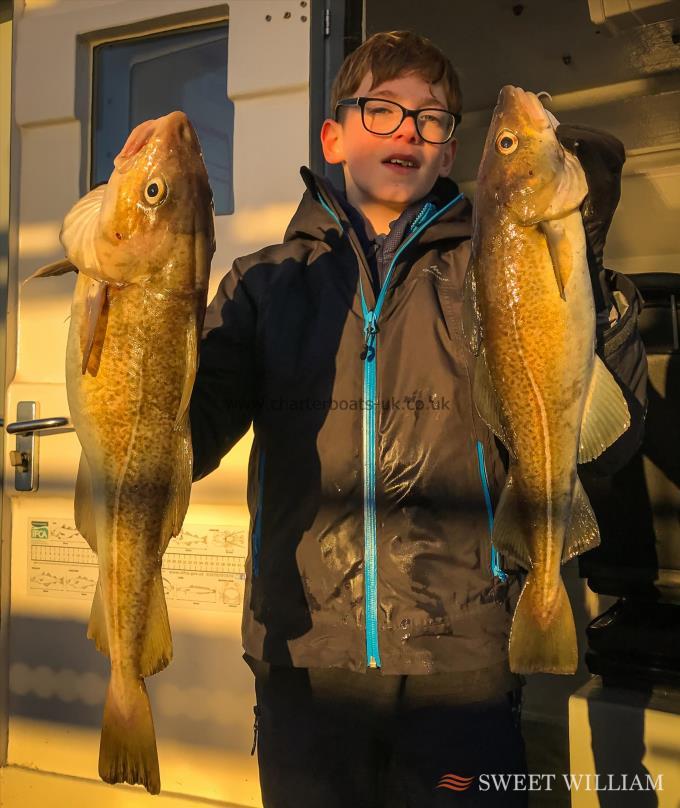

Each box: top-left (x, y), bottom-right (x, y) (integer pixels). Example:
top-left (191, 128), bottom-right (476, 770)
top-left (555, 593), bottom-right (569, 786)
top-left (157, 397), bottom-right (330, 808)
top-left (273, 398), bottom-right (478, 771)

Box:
top-left (588, 267), bottom-right (648, 476)
top-left (190, 258), bottom-right (258, 481)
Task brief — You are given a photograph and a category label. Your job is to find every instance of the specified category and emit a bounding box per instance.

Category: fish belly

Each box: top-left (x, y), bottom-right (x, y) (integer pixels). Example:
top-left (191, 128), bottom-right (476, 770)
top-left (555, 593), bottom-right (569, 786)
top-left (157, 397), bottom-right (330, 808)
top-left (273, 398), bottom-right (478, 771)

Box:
top-left (67, 277), bottom-right (196, 674)
top-left (482, 224), bottom-right (594, 562)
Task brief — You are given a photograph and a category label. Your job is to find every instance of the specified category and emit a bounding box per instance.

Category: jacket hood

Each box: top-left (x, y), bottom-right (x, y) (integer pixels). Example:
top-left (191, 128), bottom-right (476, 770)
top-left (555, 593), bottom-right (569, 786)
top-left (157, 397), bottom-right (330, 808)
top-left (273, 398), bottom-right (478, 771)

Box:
top-left (284, 166), bottom-right (472, 246)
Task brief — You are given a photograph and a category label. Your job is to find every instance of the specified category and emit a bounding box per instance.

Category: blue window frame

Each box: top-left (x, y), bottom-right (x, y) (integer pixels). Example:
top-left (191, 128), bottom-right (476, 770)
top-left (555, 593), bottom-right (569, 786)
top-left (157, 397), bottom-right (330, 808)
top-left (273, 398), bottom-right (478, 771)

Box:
top-left (92, 23), bottom-right (234, 214)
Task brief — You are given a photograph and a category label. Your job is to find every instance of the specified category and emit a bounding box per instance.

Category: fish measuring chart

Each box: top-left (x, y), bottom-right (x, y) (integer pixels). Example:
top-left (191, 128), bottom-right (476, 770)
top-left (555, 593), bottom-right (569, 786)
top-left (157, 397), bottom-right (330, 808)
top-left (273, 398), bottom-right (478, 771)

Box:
top-left (27, 518), bottom-right (247, 610)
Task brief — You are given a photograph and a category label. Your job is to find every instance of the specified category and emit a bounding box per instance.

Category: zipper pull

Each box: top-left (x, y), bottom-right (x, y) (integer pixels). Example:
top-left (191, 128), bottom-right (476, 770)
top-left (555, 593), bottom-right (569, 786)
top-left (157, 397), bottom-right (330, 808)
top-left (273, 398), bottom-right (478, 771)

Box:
top-left (250, 705), bottom-right (260, 755)
top-left (408, 201), bottom-right (437, 234)
top-left (491, 545), bottom-right (508, 584)
top-left (360, 312), bottom-right (378, 361)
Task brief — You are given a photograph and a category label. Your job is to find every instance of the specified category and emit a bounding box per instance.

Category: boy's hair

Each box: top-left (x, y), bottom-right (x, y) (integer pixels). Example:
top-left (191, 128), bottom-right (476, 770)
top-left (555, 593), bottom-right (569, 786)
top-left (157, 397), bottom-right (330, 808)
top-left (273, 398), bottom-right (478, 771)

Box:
top-left (330, 31), bottom-right (462, 118)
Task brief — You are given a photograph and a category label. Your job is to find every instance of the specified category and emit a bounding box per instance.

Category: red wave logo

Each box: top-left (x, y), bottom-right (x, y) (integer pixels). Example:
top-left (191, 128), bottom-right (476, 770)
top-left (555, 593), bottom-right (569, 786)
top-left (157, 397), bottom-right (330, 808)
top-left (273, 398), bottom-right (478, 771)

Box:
top-left (436, 773), bottom-right (476, 792)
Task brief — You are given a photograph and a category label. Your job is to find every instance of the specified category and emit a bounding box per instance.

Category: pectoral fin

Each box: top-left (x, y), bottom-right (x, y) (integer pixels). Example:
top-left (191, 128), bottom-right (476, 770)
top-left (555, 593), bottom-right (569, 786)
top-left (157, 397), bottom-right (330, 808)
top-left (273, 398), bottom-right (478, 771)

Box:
top-left (174, 322), bottom-right (198, 430)
top-left (540, 219), bottom-right (570, 300)
top-left (80, 279), bottom-right (109, 375)
top-left (462, 259), bottom-right (481, 355)
top-left (577, 355), bottom-right (631, 463)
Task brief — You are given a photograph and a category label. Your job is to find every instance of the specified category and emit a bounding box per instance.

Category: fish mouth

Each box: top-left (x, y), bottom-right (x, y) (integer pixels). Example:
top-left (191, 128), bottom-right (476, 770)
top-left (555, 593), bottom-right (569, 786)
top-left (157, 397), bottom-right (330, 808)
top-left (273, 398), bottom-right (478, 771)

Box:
top-left (113, 111), bottom-right (198, 173)
top-left (499, 85), bottom-right (552, 130)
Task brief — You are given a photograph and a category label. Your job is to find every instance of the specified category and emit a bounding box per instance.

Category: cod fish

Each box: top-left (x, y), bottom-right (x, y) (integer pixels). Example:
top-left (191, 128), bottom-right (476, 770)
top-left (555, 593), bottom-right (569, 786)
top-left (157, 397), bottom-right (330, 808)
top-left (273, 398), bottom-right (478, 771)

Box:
top-left (33, 111), bottom-right (214, 791)
top-left (463, 87), bottom-right (629, 674)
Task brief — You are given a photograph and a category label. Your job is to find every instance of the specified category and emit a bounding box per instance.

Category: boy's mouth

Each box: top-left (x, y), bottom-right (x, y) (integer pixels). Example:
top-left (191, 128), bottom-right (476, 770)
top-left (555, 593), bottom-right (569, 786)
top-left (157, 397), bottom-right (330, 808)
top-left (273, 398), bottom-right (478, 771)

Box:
top-left (382, 153), bottom-right (420, 173)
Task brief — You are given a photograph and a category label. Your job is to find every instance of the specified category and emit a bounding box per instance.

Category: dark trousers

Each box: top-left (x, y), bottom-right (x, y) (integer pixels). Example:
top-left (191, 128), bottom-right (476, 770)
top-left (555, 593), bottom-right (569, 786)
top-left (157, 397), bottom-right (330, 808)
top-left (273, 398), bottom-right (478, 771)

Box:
top-left (247, 657), bottom-right (528, 808)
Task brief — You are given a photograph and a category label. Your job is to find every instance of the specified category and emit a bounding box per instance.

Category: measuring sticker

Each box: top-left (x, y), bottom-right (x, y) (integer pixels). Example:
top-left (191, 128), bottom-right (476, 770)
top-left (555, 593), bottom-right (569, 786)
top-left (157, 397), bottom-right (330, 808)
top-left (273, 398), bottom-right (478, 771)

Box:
top-left (27, 518), bottom-right (248, 611)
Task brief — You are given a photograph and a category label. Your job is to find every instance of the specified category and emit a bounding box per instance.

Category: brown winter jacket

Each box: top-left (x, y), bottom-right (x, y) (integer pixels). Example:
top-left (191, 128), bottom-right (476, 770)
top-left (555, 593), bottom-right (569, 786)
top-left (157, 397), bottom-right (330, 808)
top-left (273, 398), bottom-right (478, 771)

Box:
top-left (189, 167), bottom-right (646, 697)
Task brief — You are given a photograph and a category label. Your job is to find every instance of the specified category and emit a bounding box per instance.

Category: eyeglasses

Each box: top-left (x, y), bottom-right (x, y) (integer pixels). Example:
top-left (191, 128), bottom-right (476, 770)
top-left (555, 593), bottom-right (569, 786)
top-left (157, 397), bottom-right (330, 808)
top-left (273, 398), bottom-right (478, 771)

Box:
top-left (335, 97), bottom-right (461, 144)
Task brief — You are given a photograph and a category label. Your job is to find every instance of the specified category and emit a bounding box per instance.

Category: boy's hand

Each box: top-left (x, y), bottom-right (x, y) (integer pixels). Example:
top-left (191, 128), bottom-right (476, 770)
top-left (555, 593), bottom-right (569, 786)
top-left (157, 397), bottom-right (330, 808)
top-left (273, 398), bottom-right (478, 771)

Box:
top-left (555, 124), bottom-right (626, 319)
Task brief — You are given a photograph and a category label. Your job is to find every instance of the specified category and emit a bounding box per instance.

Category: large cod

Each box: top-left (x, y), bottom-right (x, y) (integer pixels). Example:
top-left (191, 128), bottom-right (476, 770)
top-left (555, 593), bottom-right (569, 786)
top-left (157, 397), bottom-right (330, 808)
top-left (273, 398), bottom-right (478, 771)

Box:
top-left (34, 111), bottom-right (214, 792)
top-left (463, 87), bottom-right (630, 674)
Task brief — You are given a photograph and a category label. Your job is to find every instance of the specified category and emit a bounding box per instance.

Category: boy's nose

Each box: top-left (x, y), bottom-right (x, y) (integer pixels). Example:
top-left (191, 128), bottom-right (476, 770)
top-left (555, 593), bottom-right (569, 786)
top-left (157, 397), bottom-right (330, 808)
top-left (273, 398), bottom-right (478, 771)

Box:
top-left (394, 114), bottom-right (422, 142)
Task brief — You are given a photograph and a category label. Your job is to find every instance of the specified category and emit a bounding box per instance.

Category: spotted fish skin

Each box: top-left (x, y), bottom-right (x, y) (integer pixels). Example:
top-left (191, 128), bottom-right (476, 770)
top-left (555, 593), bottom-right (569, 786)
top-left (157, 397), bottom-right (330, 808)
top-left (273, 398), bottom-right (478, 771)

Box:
top-left (464, 87), bottom-right (629, 675)
top-left (35, 111), bottom-right (214, 793)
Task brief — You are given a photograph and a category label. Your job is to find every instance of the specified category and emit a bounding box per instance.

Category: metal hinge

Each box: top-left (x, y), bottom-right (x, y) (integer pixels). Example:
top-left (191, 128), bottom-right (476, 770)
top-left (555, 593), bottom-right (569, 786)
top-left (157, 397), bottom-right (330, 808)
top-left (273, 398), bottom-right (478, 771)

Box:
top-left (324, 7), bottom-right (331, 37)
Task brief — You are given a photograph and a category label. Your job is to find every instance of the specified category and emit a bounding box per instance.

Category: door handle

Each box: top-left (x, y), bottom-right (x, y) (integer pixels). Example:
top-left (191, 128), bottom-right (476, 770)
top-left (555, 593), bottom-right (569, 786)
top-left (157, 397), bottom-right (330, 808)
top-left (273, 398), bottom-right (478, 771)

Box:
top-left (5, 402), bottom-right (73, 492)
top-left (6, 416), bottom-right (71, 435)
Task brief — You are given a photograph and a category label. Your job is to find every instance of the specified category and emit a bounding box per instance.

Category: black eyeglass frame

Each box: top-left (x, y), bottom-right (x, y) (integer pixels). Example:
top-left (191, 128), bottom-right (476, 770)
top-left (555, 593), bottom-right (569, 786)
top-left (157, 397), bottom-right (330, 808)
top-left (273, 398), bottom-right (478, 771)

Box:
top-left (334, 96), bottom-right (462, 143)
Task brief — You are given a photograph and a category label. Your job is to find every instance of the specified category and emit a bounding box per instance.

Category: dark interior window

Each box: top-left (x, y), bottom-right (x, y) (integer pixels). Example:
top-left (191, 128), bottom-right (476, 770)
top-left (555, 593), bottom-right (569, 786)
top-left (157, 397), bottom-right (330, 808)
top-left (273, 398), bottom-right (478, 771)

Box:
top-left (92, 23), bottom-right (234, 215)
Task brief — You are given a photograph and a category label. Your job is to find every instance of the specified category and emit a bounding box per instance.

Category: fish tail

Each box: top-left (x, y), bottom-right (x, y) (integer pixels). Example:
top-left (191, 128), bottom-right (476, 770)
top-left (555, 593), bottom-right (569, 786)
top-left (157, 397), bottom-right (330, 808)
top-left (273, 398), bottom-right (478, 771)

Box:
top-left (99, 671), bottom-right (160, 795)
top-left (509, 573), bottom-right (577, 675)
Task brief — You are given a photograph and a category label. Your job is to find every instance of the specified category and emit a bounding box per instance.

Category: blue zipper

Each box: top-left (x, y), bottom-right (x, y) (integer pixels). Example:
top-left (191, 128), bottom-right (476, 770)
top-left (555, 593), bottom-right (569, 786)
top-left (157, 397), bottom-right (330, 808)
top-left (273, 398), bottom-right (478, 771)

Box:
top-left (359, 192), bottom-right (464, 668)
top-left (476, 440), bottom-right (507, 582)
top-left (318, 196), bottom-right (342, 229)
top-left (362, 310), bottom-right (379, 666)
top-left (319, 189), bottom-right (466, 667)
top-left (252, 447), bottom-right (266, 577)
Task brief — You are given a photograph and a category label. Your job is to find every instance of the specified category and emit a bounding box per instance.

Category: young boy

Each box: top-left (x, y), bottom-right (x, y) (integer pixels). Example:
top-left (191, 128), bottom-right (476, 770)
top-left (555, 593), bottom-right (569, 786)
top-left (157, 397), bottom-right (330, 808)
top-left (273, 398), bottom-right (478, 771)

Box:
top-left (183, 30), bottom-right (644, 808)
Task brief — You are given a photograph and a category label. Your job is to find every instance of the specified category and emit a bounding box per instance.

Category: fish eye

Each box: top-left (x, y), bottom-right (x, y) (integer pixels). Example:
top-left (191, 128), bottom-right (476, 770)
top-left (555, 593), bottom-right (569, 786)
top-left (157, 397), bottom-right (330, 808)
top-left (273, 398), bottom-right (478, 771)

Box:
top-left (143, 176), bottom-right (167, 205)
top-left (496, 130), bottom-right (518, 155)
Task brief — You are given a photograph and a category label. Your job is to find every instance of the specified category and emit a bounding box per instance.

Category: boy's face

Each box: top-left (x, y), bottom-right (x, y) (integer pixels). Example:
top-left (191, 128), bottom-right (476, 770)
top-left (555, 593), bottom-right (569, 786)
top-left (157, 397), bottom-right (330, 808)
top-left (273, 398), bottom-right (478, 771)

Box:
top-left (321, 71), bottom-right (457, 214)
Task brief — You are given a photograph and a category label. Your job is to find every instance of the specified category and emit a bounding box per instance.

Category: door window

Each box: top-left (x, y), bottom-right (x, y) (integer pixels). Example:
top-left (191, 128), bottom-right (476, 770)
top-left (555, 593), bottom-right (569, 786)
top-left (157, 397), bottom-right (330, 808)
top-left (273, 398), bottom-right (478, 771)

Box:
top-left (92, 23), bottom-right (234, 214)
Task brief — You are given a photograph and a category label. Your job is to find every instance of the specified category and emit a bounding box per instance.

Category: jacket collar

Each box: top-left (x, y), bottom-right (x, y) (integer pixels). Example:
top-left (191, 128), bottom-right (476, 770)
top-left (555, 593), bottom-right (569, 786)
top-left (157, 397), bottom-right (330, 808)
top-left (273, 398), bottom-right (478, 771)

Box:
top-left (284, 167), bottom-right (472, 246)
